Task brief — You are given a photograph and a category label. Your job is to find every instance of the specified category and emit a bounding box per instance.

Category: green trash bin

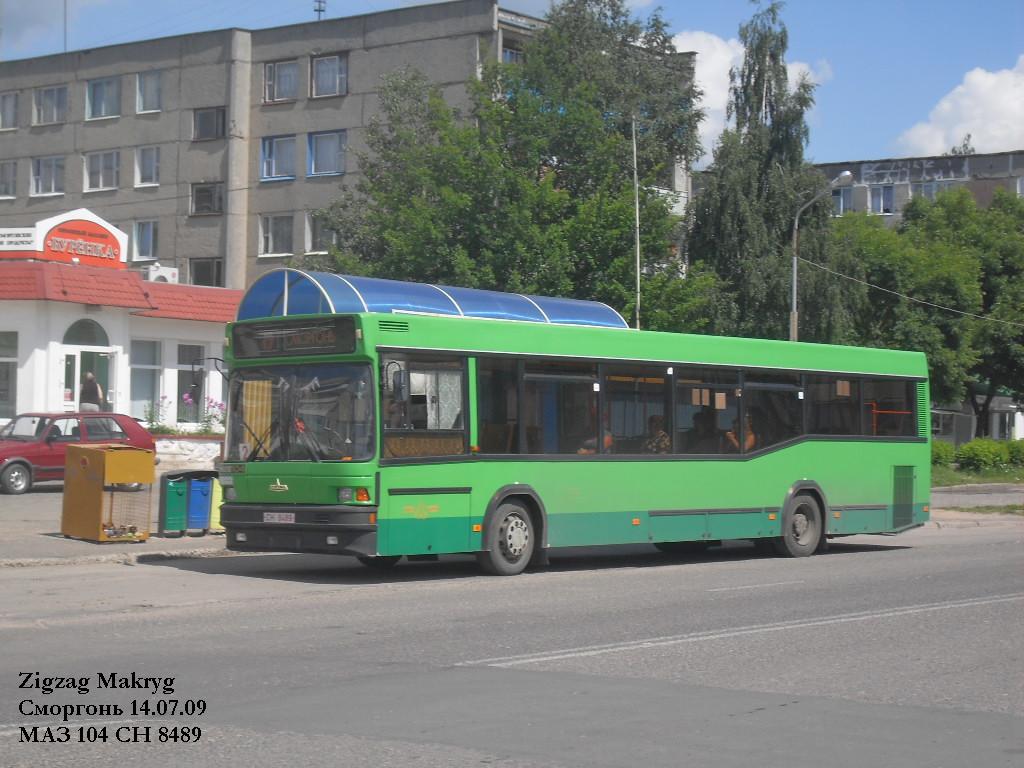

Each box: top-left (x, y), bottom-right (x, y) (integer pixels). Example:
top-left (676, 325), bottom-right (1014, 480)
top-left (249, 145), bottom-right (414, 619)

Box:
top-left (159, 474), bottom-right (189, 536)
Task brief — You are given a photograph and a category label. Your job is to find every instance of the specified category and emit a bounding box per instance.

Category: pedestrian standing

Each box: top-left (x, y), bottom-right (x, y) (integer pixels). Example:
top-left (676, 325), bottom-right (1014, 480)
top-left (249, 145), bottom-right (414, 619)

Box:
top-left (79, 372), bottom-right (104, 412)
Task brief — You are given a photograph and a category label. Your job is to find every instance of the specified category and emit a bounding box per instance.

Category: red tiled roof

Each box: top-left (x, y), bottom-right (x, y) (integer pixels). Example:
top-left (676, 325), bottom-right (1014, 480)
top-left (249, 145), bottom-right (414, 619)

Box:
top-left (134, 281), bottom-right (242, 323)
top-left (0, 261), bottom-right (153, 308)
top-left (0, 261), bottom-right (241, 322)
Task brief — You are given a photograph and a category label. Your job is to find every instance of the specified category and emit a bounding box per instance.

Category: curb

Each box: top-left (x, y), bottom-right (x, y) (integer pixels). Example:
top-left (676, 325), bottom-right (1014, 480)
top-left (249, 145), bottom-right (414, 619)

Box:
top-left (0, 547), bottom-right (239, 569)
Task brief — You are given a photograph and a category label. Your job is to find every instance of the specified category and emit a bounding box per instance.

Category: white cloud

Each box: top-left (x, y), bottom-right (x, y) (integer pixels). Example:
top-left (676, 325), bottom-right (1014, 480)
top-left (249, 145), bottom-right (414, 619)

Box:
top-left (673, 30), bottom-right (831, 164)
top-left (897, 54), bottom-right (1024, 156)
top-left (673, 30), bottom-right (744, 164)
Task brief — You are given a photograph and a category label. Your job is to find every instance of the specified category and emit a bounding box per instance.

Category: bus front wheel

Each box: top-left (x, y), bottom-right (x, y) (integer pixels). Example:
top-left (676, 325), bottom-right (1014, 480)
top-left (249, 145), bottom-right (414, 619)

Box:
top-left (774, 494), bottom-right (822, 557)
top-left (477, 501), bottom-right (535, 576)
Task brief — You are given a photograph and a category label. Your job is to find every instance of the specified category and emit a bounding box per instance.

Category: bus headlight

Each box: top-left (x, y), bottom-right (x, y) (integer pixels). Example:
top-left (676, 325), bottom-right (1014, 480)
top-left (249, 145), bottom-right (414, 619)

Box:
top-left (338, 488), bottom-right (354, 502)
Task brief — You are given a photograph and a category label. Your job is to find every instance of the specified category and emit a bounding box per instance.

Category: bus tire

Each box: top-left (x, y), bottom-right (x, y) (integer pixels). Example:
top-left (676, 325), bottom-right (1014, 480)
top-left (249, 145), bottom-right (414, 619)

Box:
top-left (356, 555), bottom-right (401, 569)
top-left (774, 493), bottom-right (822, 557)
top-left (476, 500), bottom-right (534, 576)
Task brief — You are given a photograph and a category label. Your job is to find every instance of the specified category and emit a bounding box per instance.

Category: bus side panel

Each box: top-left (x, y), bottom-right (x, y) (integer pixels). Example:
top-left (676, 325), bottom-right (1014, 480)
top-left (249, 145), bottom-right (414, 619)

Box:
top-left (377, 465), bottom-right (473, 556)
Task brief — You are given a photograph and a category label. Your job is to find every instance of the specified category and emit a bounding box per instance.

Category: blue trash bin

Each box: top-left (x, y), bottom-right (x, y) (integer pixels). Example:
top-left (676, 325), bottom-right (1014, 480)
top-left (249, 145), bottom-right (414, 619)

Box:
top-left (187, 477), bottom-right (213, 531)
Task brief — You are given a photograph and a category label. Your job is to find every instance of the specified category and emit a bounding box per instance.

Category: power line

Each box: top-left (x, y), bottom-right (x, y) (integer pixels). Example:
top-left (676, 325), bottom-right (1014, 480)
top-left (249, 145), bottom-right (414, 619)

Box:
top-left (797, 255), bottom-right (1024, 330)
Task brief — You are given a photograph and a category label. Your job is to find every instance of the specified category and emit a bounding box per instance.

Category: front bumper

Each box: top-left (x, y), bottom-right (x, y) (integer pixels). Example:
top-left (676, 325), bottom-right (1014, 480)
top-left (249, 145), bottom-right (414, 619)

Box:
top-left (220, 503), bottom-right (378, 556)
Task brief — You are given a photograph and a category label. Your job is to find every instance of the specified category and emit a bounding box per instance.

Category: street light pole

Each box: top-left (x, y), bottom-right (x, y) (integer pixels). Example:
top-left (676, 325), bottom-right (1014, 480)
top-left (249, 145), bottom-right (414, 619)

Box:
top-left (632, 114), bottom-right (641, 330)
top-left (789, 170), bottom-right (852, 341)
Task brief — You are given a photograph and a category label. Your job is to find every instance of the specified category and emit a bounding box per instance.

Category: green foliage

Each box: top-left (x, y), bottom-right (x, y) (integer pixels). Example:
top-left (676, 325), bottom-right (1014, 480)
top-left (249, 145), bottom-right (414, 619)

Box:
top-left (954, 438), bottom-right (1010, 471)
top-left (301, 0), bottom-right (706, 332)
top-left (931, 440), bottom-right (955, 467)
top-left (687, 1), bottom-right (825, 340)
top-left (1007, 440), bottom-right (1024, 467)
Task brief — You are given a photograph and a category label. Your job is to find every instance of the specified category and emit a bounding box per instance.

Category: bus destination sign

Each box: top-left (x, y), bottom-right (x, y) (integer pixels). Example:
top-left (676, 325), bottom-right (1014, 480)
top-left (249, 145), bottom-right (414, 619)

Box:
top-left (233, 318), bottom-right (356, 358)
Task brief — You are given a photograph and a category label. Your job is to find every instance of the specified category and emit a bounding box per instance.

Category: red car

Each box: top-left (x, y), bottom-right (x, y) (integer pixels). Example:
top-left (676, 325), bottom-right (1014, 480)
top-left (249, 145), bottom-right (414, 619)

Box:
top-left (0, 413), bottom-right (156, 494)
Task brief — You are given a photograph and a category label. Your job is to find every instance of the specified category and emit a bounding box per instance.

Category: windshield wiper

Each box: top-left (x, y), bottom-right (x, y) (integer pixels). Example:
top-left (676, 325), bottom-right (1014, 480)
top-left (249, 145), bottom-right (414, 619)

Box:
top-left (238, 419), bottom-right (271, 462)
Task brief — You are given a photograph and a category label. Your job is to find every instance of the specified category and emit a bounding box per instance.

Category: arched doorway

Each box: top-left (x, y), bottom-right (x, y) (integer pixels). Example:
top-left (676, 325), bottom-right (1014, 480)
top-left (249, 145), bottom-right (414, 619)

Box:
top-left (62, 319), bottom-right (114, 412)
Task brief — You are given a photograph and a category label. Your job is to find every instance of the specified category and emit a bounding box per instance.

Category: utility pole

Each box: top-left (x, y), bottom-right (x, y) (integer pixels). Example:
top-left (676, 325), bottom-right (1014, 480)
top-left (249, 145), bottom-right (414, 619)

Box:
top-left (314, 1), bottom-right (326, 21)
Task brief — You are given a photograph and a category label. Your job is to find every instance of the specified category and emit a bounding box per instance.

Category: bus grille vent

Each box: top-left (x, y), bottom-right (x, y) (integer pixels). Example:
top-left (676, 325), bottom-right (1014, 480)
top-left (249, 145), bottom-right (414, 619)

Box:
top-left (314, 512), bottom-right (331, 524)
top-left (378, 320), bottom-right (410, 333)
top-left (916, 382), bottom-right (929, 438)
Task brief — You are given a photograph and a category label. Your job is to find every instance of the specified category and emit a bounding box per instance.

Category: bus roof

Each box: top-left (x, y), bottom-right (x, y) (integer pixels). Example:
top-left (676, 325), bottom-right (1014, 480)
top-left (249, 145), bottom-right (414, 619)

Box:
top-left (357, 312), bottom-right (928, 379)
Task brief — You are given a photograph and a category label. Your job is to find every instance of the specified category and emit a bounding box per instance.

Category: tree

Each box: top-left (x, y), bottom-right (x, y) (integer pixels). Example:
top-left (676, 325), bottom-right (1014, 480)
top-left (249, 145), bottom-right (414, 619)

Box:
top-left (901, 187), bottom-right (1024, 430)
top-left (304, 0), bottom-right (713, 331)
top-left (687, 1), bottom-right (829, 340)
top-left (944, 133), bottom-right (976, 156)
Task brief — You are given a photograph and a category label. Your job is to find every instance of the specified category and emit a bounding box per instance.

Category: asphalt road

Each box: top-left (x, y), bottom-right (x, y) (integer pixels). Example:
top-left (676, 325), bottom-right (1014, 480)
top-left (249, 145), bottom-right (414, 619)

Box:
top-left (1, 516), bottom-right (1022, 767)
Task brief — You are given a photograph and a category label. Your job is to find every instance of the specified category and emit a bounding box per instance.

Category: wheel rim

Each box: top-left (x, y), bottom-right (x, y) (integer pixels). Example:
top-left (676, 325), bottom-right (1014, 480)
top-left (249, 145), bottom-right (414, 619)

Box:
top-left (791, 503), bottom-right (815, 546)
top-left (499, 513), bottom-right (529, 562)
top-left (6, 466), bottom-right (27, 492)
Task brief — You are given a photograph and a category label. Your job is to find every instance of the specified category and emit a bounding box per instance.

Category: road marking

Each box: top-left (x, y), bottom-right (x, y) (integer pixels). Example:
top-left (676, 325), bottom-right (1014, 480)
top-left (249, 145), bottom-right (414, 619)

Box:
top-left (706, 580), bottom-right (805, 592)
top-left (461, 592), bottom-right (1024, 668)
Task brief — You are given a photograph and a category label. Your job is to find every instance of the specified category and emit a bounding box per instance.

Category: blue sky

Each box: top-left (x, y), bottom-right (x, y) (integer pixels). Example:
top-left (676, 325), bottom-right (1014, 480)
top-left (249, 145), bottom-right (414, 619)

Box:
top-left (2, 0), bottom-right (1022, 163)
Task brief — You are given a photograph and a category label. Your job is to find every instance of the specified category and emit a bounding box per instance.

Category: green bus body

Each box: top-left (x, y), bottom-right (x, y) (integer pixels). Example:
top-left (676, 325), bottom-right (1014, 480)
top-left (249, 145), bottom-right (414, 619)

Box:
top-left (219, 312), bottom-right (930, 568)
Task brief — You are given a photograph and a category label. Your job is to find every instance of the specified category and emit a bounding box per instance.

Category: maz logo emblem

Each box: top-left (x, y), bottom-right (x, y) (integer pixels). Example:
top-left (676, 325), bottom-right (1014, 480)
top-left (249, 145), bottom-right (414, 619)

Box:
top-left (268, 479), bottom-right (289, 492)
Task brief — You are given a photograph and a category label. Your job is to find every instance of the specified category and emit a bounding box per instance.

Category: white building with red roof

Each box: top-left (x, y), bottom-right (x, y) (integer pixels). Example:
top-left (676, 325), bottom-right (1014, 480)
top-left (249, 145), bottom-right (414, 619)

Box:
top-left (0, 210), bottom-right (241, 425)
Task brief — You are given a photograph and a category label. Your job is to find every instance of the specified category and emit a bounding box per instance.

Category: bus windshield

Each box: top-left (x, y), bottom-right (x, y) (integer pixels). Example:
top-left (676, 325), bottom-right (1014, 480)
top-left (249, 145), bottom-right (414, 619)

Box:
top-left (226, 363), bottom-right (374, 462)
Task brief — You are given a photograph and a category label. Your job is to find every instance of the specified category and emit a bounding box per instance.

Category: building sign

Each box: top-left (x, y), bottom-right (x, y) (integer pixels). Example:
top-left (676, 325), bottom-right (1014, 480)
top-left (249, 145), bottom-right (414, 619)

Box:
top-left (0, 209), bottom-right (127, 269)
top-left (0, 230), bottom-right (35, 250)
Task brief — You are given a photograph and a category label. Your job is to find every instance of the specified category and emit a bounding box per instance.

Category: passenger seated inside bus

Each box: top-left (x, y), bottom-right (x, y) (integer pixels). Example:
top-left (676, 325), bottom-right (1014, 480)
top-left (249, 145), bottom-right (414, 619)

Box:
top-left (642, 415), bottom-right (671, 453)
top-left (725, 411), bottom-right (758, 453)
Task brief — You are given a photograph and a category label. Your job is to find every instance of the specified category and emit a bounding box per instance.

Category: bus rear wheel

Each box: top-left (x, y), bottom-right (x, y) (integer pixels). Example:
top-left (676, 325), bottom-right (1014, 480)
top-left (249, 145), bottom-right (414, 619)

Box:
top-left (774, 494), bottom-right (822, 557)
top-left (477, 501), bottom-right (534, 576)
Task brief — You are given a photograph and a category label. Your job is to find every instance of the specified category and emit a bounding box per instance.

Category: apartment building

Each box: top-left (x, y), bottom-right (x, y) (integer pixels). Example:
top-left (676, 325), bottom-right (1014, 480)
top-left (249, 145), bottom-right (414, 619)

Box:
top-left (816, 150), bottom-right (1024, 222)
top-left (0, 0), bottom-right (543, 289)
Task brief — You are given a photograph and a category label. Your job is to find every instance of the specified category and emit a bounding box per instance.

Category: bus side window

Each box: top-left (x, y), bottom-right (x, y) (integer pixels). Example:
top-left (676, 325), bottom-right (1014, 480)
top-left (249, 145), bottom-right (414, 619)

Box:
top-left (522, 360), bottom-right (597, 454)
top-left (863, 378), bottom-right (915, 436)
top-left (382, 355), bottom-right (467, 458)
top-left (478, 358), bottom-right (519, 453)
top-left (675, 367), bottom-right (739, 454)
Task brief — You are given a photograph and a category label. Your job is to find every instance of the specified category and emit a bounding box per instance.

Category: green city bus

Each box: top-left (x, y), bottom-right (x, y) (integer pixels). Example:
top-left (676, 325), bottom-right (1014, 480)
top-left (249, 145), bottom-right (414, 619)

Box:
top-left (218, 268), bottom-right (930, 575)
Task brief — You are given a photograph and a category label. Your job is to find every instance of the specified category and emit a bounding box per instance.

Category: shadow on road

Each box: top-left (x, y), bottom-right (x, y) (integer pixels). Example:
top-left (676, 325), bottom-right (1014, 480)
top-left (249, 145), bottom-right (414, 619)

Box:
top-left (144, 538), bottom-right (910, 585)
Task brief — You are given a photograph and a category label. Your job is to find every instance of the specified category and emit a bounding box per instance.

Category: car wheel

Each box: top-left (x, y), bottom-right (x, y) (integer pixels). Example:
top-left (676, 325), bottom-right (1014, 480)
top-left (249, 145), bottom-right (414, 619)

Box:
top-left (1, 463), bottom-right (31, 494)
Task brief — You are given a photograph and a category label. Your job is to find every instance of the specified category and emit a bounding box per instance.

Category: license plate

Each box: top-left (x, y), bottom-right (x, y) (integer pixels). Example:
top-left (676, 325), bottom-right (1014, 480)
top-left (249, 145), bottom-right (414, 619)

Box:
top-left (263, 512), bottom-right (295, 524)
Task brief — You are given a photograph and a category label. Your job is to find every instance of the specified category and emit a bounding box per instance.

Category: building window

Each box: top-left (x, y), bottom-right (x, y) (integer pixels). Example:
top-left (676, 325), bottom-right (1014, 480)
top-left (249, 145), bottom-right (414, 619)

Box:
top-left (33, 85), bottom-right (67, 124)
top-left (84, 150), bottom-right (119, 192)
top-left (176, 344), bottom-right (205, 423)
top-left (191, 183), bottom-right (224, 215)
top-left (832, 186), bottom-right (853, 216)
top-left (86, 77), bottom-right (120, 119)
top-left (129, 340), bottom-right (161, 421)
top-left (0, 92), bottom-right (17, 130)
top-left (135, 146), bottom-right (160, 186)
top-left (31, 156), bottom-right (64, 196)
top-left (306, 213), bottom-right (337, 252)
top-left (502, 42), bottom-right (525, 64)
top-left (870, 184), bottom-right (894, 215)
top-left (0, 161), bottom-right (15, 198)
top-left (136, 71), bottom-right (161, 113)
top-left (911, 180), bottom-right (961, 201)
top-left (264, 60), bottom-right (298, 102)
top-left (260, 135), bottom-right (296, 179)
top-left (0, 332), bottom-right (16, 419)
top-left (311, 54), bottom-right (347, 97)
top-left (190, 258), bottom-right (223, 287)
top-left (260, 214), bottom-right (293, 255)
top-left (308, 130), bottom-right (345, 175)
top-left (193, 107), bottom-right (225, 140)
top-left (133, 221), bottom-right (158, 261)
